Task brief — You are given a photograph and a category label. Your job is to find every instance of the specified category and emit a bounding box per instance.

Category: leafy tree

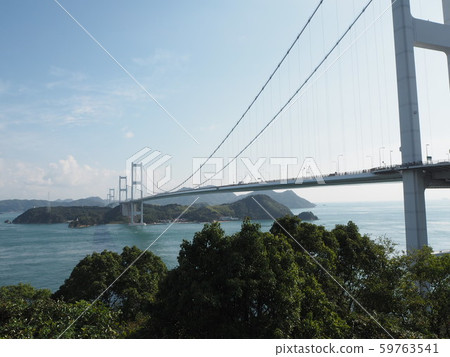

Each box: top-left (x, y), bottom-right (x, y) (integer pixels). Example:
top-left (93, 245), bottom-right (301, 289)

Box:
top-left (225, 220), bottom-right (302, 338)
top-left (393, 247), bottom-right (450, 338)
top-left (150, 220), bottom-right (345, 338)
top-left (270, 216), bottom-right (349, 338)
top-left (149, 221), bottom-right (301, 338)
top-left (270, 216), bottom-right (450, 338)
top-left (53, 246), bottom-right (167, 322)
top-left (0, 283), bottom-right (120, 338)
top-left (115, 246), bottom-right (168, 321)
top-left (53, 250), bottom-right (122, 305)
top-left (271, 217), bottom-right (397, 337)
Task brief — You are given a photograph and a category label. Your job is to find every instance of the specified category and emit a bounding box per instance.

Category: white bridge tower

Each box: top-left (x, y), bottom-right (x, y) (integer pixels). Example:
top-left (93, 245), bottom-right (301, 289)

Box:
top-left (392, 0), bottom-right (450, 251)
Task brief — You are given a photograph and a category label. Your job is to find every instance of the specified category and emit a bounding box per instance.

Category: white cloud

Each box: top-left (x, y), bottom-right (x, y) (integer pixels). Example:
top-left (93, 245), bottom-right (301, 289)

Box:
top-left (46, 66), bottom-right (87, 89)
top-left (125, 131), bottom-right (134, 139)
top-left (132, 49), bottom-right (190, 72)
top-left (0, 159), bottom-right (51, 199)
top-left (47, 155), bottom-right (117, 187)
top-left (121, 126), bottom-right (135, 139)
top-left (0, 156), bottom-right (119, 200)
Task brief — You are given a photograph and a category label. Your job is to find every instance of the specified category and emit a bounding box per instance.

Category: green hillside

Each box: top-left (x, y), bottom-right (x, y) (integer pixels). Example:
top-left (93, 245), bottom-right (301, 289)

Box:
top-left (12, 195), bottom-right (292, 226)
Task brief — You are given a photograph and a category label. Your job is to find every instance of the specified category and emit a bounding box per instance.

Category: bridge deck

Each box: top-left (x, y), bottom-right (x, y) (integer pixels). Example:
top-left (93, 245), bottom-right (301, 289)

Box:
top-left (122, 162), bottom-right (449, 204)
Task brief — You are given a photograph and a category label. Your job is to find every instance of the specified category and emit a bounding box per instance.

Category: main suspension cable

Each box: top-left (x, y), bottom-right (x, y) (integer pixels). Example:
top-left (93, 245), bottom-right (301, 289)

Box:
top-left (191, 0), bottom-right (375, 188)
top-left (171, 0), bottom-right (326, 191)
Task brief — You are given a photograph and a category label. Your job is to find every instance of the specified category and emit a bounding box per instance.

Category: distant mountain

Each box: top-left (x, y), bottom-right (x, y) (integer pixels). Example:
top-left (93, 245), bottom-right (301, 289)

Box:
top-left (12, 206), bottom-right (115, 225)
top-left (1, 189), bottom-right (313, 215)
top-left (149, 189), bottom-right (314, 208)
top-left (240, 190), bottom-right (315, 208)
top-left (225, 194), bottom-right (292, 220)
top-left (144, 194), bottom-right (292, 223)
top-left (12, 195), bottom-right (292, 226)
top-left (0, 197), bottom-right (106, 213)
top-left (150, 191), bottom-right (237, 206)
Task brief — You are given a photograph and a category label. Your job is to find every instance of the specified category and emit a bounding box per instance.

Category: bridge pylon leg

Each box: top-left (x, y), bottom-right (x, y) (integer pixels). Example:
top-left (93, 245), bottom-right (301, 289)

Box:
top-left (121, 202), bottom-right (133, 224)
top-left (402, 170), bottom-right (428, 252)
top-left (392, 0), bottom-right (427, 251)
top-left (129, 202), bottom-right (145, 226)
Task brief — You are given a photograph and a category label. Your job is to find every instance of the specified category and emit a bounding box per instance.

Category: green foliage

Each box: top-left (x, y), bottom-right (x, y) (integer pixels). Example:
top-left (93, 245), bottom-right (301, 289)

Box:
top-left (184, 205), bottom-right (225, 222)
top-left (149, 215), bottom-right (448, 339)
top-left (0, 284), bottom-right (120, 338)
top-left (101, 205), bottom-right (129, 224)
top-left (270, 216), bottom-right (349, 338)
top-left (2, 216), bottom-right (449, 339)
top-left (151, 220), bottom-right (312, 338)
top-left (53, 250), bottom-right (123, 305)
top-left (13, 206), bottom-right (112, 225)
top-left (12, 195), bottom-right (291, 226)
top-left (114, 246), bottom-right (168, 321)
top-left (142, 194), bottom-right (292, 223)
top-left (393, 247), bottom-right (450, 337)
top-left (53, 246), bottom-right (167, 323)
top-left (271, 216), bottom-right (450, 338)
top-left (225, 194), bottom-right (292, 220)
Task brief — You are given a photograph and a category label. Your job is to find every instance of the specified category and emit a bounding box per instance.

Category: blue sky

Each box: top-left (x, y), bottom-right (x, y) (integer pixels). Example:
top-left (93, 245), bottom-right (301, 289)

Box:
top-left (0, 0), bottom-right (449, 203)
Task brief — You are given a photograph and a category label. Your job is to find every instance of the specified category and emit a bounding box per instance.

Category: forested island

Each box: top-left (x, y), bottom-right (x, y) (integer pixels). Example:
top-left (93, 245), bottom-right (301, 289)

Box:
top-left (0, 190), bottom-right (315, 213)
top-left (149, 189), bottom-right (315, 208)
top-left (298, 211), bottom-right (319, 221)
top-left (12, 194), bottom-right (292, 227)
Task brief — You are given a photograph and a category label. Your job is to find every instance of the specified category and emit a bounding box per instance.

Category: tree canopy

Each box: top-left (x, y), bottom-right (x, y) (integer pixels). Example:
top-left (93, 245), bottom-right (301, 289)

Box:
top-left (149, 220), bottom-right (305, 338)
top-left (1, 217), bottom-right (448, 339)
top-left (148, 217), bottom-right (449, 338)
top-left (53, 246), bottom-right (167, 322)
top-left (0, 283), bottom-right (120, 338)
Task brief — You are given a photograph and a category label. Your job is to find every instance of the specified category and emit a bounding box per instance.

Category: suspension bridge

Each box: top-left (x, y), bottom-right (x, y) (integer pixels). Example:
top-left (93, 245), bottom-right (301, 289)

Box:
top-left (112, 0), bottom-right (450, 252)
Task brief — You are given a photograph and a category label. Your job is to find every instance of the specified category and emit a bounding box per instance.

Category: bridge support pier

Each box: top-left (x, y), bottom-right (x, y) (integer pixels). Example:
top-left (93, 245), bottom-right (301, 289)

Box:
top-left (402, 170), bottom-right (428, 252)
top-left (128, 162), bottom-right (145, 225)
top-left (120, 202), bottom-right (144, 225)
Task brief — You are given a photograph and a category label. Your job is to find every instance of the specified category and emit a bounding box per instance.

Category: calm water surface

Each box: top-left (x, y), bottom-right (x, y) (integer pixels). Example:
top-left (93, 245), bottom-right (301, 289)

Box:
top-left (0, 200), bottom-right (448, 291)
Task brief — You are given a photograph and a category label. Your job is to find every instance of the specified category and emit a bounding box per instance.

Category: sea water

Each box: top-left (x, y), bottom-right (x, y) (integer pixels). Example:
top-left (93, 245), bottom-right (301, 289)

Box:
top-left (0, 200), bottom-right (448, 292)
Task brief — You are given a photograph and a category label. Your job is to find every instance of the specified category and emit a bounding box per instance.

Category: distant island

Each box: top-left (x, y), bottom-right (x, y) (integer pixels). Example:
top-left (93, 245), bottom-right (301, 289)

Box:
top-left (12, 206), bottom-right (117, 227)
top-left (12, 194), bottom-right (292, 227)
top-left (149, 189), bottom-right (315, 209)
top-left (298, 211), bottom-right (319, 221)
top-left (0, 190), bottom-right (314, 214)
